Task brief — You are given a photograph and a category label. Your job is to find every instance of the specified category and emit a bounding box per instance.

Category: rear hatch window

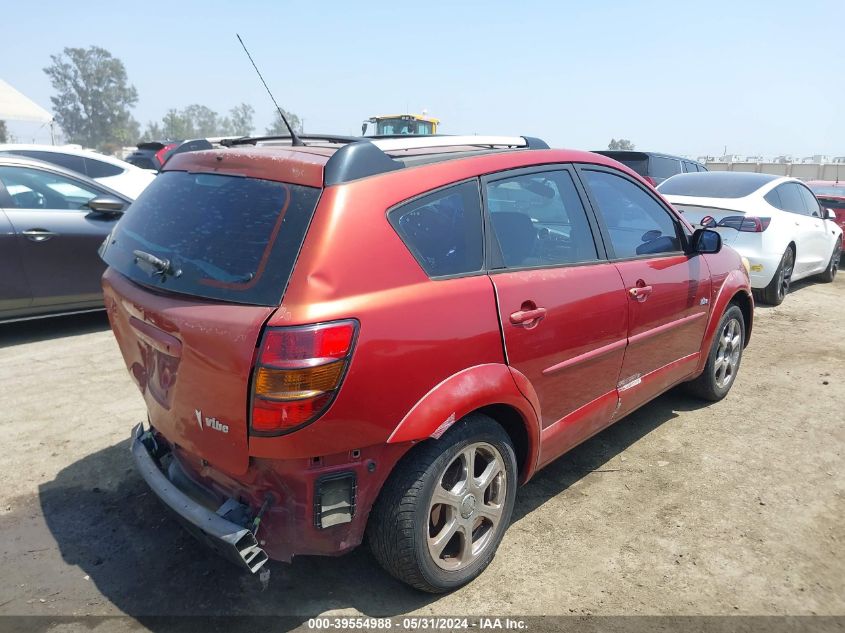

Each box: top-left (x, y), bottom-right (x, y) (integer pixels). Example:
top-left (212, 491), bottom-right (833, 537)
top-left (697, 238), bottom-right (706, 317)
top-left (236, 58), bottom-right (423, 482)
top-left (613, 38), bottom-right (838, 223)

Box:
top-left (648, 156), bottom-right (682, 181)
top-left (619, 158), bottom-right (649, 178)
top-left (102, 171), bottom-right (320, 306)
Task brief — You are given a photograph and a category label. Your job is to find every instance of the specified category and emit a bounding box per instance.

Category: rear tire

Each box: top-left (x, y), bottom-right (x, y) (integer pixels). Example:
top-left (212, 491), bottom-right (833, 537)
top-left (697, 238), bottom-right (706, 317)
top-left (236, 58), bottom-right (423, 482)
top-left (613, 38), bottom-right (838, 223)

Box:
top-left (817, 238), bottom-right (841, 283)
top-left (368, 414), bottom-right (517, 593)
top-left (757, 247), bottom-right (794, 306)
top-left (685, 305), bottom-right (745, 402)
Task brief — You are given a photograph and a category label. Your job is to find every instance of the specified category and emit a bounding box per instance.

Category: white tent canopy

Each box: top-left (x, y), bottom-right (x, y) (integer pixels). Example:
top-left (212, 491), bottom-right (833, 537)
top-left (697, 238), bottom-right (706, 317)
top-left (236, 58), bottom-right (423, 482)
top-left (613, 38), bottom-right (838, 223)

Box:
top-left (0, 79), bottom-right (52, 123)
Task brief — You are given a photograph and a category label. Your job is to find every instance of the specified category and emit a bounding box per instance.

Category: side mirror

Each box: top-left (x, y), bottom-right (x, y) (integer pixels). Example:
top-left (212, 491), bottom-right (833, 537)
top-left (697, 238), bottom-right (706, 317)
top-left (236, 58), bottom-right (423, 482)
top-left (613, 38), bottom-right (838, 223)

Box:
top-left (691, 228), bottom-right (722, 254)
top-left (87, 196), bottom-right (126, 215)
top-left (361, 122), bottom-right (368, 136)
top-left (824, 207), bottom-right (837, 221)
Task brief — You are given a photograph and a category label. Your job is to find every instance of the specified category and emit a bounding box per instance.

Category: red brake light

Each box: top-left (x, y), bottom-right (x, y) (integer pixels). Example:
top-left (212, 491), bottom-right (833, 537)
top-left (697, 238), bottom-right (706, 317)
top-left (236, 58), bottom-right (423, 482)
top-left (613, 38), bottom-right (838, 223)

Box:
top-left (250, 320), bottom-right (358, 434)
top-left (258, 321), bottom-right (356, 367)
top-left (717, 216), bottom-right (770, 232)
top-left (155, 143), bottom-right (178, 168)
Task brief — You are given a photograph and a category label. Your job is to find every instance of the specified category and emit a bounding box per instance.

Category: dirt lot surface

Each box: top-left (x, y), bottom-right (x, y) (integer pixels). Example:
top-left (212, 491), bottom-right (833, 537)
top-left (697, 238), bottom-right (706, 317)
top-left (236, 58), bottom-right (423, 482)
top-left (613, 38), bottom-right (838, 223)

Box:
top-left (0, 276), bottom-right (843, 629)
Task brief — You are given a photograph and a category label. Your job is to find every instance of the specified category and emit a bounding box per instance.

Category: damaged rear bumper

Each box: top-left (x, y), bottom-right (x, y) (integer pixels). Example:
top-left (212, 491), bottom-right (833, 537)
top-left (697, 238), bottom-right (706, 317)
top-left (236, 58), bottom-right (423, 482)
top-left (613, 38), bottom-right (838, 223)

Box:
top-left (129, 423), bottom-right (268, 573)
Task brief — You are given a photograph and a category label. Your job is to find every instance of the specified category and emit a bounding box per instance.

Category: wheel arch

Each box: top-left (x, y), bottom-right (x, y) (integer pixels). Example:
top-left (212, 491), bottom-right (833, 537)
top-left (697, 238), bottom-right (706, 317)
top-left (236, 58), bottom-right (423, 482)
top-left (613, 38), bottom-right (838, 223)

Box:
top-left (386, 363), bottom-right (541, 483)
top-left (728, 289), bottom-right (753, 346)
top-left (697, 270), bottom-right (754, 374)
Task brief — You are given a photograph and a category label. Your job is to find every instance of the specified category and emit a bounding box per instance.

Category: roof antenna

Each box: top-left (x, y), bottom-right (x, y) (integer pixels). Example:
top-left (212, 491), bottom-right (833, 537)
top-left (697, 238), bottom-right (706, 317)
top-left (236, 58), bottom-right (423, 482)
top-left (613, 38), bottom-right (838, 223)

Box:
top-left (236, 33), bottom-right (303, 146)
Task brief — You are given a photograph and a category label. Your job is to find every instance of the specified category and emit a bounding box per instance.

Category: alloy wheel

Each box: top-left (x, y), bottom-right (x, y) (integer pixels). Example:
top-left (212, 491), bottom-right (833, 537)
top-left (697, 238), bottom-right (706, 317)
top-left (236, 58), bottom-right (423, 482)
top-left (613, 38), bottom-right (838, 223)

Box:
top-left (427, 442), bottom-right (507, 571)
top-left (778, 249), bottom-right (794, 300)
top-left (714, 317), bottom-right (742, 389)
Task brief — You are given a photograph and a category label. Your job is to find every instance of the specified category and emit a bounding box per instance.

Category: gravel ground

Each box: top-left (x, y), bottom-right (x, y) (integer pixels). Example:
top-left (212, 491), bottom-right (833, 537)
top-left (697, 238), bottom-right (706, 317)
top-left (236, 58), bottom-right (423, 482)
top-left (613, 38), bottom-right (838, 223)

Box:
top-left (0, 275), bottom-right (842, 629)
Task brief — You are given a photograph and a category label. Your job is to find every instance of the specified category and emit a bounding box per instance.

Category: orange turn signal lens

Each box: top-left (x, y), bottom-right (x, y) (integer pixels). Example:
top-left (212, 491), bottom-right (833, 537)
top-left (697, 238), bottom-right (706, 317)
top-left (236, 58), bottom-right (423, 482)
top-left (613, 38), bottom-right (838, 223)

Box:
top-left (254, 360), bottom-right (346, 401)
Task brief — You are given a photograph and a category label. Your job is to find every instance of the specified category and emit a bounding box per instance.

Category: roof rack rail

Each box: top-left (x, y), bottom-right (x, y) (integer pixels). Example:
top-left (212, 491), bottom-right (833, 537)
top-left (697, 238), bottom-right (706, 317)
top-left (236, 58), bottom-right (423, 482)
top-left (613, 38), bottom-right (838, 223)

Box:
top-left (323, 135), bottom-right (549, 186)
top-left (370, 135), bottom-right (548, 152)
top-left (220, 134), bottom-right (362, 147)
top-left (216, 133), bottom-right (549, 186)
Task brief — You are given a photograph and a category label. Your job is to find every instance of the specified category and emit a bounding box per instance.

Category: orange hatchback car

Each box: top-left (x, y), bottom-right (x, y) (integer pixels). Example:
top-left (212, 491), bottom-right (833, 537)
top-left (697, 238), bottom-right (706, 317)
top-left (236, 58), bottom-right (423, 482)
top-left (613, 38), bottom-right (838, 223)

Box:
top-left (100, 134), bottom-right (753, 591)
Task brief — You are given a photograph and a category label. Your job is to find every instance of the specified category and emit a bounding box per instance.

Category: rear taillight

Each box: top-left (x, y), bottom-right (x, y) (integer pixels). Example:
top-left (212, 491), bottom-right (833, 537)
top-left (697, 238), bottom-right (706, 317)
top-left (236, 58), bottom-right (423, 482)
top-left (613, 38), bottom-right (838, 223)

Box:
top-left (155, 143), bottom-right (178, 168)
top-left (718, 216), bottom-right (771, 232)
top-left (250, 320), bottom-right (358, 435)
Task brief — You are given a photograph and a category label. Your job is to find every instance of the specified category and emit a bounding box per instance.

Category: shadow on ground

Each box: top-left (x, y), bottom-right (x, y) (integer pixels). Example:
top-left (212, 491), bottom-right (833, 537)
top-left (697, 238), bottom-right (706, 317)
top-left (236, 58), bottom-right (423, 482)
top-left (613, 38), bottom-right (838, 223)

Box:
top-left (752, 278), bottom-right (818, 310)
top-left (37, 388), bottom-right (708, 628)
top-left (0, 312), bottom-right (110, 348)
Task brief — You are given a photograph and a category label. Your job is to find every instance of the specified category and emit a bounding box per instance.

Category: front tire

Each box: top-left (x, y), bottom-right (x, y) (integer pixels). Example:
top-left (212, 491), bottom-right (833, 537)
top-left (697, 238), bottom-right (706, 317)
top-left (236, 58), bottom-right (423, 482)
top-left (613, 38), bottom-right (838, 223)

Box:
top-left (817, 238), bottom-right (841, 283)
top-left (368, 414), bottom-right (517, 593)
top-left (756, 246), bottom-right (794, 306)
top-left (685, 305), bottom-right (745, 402)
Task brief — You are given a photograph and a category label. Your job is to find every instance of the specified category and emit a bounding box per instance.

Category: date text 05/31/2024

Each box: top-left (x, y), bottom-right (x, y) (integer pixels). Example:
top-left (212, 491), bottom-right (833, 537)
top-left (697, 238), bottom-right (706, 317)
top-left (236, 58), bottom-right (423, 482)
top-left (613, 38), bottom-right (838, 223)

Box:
top-left (306, 617), bottom-right (528, 630)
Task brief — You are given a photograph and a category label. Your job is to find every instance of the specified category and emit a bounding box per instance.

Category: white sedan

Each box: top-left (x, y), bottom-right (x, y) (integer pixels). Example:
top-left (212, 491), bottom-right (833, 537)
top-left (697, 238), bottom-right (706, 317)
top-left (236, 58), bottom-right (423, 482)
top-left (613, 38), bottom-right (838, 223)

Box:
top-left (0, 144), bottom-right (155, 199)
top-left (659, 172), bottom-right (842, 305)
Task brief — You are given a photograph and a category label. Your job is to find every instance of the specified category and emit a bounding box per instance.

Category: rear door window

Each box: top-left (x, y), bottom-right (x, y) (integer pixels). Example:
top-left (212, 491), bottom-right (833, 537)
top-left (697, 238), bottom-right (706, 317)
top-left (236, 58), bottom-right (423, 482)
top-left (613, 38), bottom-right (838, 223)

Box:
top-left (485, 169), bottom-right (599, 268)
top-left (84, 157), bottom-right (124, 178)
top-left (582, 169), bottom-right (683, 258)
top-left (101, 171), bottom-right (320, 306)
top-left (649, 156), bottom-right (682, 181)
top-left (683, 161), bottom-right (698, 173)
top-left (388, 181), bottom-right (483, 277)
top-left (797, 184), bottom-right (822, 218)
top-left (775, 183), bottom-right (806, 215)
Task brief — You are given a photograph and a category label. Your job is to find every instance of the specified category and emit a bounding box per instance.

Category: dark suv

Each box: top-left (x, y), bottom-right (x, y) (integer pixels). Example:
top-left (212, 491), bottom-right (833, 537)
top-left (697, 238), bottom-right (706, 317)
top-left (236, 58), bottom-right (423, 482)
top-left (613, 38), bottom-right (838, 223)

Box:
top-left (101, 134), bottom-right (752, 592)
top-left (125, 139), bottom-right (213, 171)
top-left (596, 150), bottom-right (708, 186)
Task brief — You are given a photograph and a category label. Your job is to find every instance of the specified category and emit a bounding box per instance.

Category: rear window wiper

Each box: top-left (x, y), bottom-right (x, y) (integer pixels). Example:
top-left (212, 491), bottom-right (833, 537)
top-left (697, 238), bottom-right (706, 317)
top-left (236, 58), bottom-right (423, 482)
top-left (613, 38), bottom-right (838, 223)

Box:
top-left (133, 250), bottom-right (182, 280)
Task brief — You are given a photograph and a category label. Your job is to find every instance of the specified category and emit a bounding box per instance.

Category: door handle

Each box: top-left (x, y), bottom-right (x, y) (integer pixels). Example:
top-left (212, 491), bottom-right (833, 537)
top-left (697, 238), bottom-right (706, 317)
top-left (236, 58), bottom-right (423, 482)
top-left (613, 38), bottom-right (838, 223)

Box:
top-left (509, 307), bottom-right (547, 326)
top-left (629, 285), bottom-right (653, 302)
top-left (21, 229), bottom-right (58, 242)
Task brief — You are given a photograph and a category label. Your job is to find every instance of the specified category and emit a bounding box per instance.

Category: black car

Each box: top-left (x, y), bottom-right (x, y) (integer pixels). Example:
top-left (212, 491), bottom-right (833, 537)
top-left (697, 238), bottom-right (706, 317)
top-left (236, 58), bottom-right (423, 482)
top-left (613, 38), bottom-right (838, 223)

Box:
top-left (0, 156), bottom-right (131, 323)
top-left (125, 139), bottom-right (214, 171)
top-left (595, 151), bottom-right (708, 186)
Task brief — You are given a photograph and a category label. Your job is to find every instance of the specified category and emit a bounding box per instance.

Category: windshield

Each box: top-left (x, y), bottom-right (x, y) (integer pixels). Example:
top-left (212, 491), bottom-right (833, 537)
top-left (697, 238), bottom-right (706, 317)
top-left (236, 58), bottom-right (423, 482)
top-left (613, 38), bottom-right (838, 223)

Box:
top-left (376, 118), bottom-right (433, 135)
top-left (101, 171), bottom-right (320, 306)
top-left (658, 172), bottom-right (778, 198)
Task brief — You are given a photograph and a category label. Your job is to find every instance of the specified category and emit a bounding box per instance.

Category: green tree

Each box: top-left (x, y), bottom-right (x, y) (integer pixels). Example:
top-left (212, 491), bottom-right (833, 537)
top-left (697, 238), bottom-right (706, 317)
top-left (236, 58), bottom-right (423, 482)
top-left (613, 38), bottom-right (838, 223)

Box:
top-left (227, 103), bottom-right (255, 136)
top-left (141, 121), bottom-right (165, 141)
top-left (608, 138), bottom-right (635, 151)
top-left (266, 109), bottom-right (303, 135)
top-left (44, 46), bottom-right (139, 149)
top-left (142, 103), bottom-right (256, 140)
top-left (183, 104), bottom-right (220, 137)
top-left (0, 120), bottom-right (7, 143)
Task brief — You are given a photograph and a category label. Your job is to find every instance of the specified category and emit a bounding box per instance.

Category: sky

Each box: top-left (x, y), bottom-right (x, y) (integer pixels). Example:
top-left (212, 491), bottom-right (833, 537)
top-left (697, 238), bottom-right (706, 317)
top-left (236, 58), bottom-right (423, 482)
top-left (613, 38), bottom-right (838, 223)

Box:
top-left (2, 0), bottom-right (843, 158)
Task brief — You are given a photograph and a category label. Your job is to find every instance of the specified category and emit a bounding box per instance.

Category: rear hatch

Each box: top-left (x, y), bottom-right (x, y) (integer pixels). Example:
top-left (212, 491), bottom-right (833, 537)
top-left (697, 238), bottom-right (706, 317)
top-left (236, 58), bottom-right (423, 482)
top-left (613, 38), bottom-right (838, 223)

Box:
top-left (101, 170), bottom-right (321, 475)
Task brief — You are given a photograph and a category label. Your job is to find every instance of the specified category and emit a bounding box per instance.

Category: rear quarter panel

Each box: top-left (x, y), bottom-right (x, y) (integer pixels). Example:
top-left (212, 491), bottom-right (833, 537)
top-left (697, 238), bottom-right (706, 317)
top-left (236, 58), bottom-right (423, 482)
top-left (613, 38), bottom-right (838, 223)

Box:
top-left (249, 181), bottom-right (506, 461)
